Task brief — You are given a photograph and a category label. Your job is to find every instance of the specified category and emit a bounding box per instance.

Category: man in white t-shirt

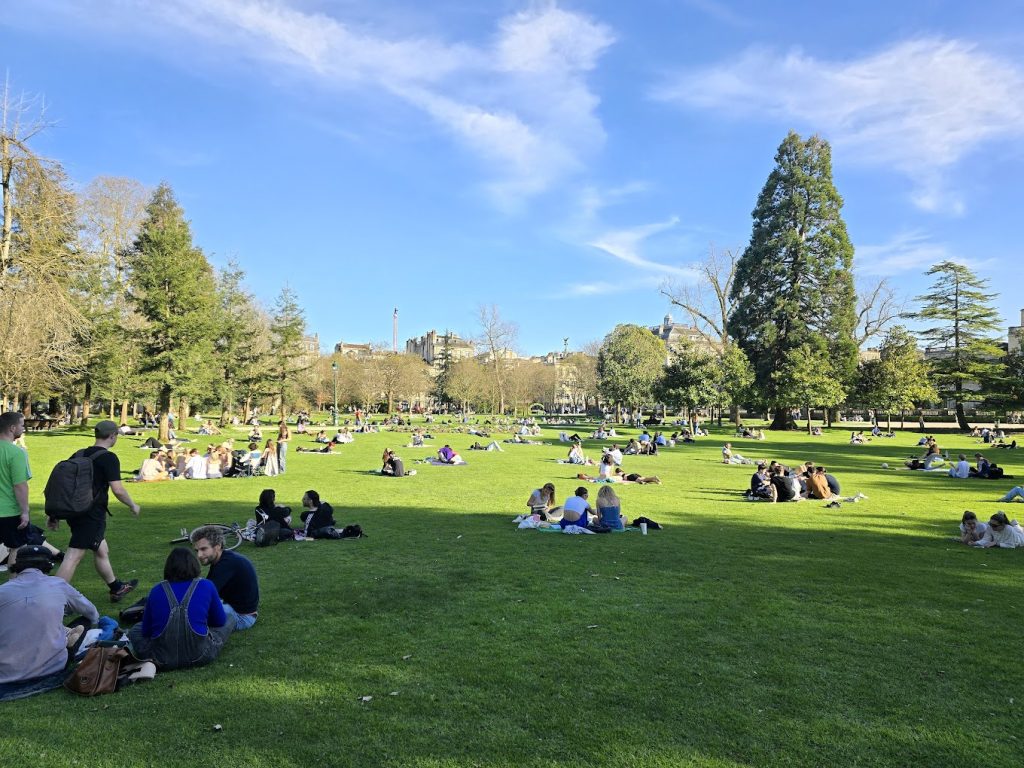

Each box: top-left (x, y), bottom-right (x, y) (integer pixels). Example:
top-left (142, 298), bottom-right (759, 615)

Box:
top-left (185, 449), bottom-right (208, 480)
top-left (949, 454), bottom-right (970, 479)
top-left (605, 445), bottom-right (623, 466)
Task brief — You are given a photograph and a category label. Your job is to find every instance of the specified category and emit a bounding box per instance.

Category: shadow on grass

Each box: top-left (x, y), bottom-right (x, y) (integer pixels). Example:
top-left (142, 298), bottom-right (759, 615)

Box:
top-left (7, 495), bottom-right (1022, 767)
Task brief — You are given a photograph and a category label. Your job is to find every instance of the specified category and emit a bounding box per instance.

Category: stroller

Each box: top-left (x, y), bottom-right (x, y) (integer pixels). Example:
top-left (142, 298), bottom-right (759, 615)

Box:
top-left (227, 449), bottom-right (262, 478)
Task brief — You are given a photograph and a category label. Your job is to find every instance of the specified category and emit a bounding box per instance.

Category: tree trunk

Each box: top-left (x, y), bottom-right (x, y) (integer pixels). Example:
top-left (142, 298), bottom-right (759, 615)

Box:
top-left (158, 386), bottom-right (172, 443)
top-left (80, 381), bottom-right (92, 427)
top-left (886, 412), bottom-right (892, 432)
top-left (177, 398), bottom-right (189, 433)
top-left (769, 409), bottom-right (796, 430)
top-left (806, 404), bottom-right (813, 434)
top-left (120, 401), bottom-right (129, 425)
top-left (955, 401), bottom-right (971, 432)
top-left (219, 400), bottom-right (231, 428)
top-left (242, 396), bottom-right (252, 426)
top-left (109, 399), bottom-right (115, 419)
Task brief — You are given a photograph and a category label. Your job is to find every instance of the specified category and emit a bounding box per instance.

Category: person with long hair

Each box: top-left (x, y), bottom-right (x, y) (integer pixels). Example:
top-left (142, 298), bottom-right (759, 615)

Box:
top-left (256, 488), bottom-right (293, 536)
top-left (595, 485), bottom-right (626, 530)
top-left (261, 439), bottom-right (280, 477)
top-left (526, 483), bottom-right (560, 520)
top-left (127, 547), bottom-right (233, 669)
top-left (971, 511), bottom-right (1024, 548)
top-left (276, 421), bottom-right (291, 474)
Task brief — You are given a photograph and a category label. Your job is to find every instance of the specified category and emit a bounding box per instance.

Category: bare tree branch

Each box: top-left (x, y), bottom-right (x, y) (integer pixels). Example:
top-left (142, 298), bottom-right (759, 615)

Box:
top-left (659, 244), bottom-right (740, 348)
top-left (855, 277), bottom-right (904, 348)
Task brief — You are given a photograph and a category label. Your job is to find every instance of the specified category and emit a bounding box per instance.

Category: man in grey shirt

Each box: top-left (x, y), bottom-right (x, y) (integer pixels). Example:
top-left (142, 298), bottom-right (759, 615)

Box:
top-left (0, 545), bottom-right (98, 684)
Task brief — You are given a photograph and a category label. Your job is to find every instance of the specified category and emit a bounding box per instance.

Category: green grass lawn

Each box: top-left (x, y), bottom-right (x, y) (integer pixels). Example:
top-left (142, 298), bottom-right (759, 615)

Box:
top-left (2, 419), bottom-right (1022, 767)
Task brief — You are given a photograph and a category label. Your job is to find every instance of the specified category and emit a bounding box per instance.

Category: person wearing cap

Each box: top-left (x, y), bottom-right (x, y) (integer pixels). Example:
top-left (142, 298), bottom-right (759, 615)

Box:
top-left (971, 512), bottom-right (1024, 548)
top-left (49, 420), bottom-right (141, 602)
top-left (0, 545), bottom-right (98, 685)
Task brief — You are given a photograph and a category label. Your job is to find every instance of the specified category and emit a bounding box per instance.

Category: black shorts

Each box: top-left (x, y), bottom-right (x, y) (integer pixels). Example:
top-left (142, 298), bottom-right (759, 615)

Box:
top-left (0, 514), bottom-right (31, 549)
top-left (67, 508), bottom-right (107, 552)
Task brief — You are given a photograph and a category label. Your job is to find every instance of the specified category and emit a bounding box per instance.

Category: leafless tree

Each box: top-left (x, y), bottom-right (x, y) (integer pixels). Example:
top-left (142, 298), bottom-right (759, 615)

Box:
top-left (855, 277), bottom-right (904, 349)
top-left (659, 244), bottom-right (740, 347)
top-left (475, 304), bottom-right (519, 414)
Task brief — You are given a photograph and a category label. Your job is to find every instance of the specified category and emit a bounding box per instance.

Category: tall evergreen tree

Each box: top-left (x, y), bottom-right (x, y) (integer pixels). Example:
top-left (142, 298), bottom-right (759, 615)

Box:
top-left (727, 131), bottom-right (857, 429)
top-left (213, 261), bottom-right (271, 425)
top-left (908, 261), bottom-right (1003, 430)
top-left (268, 285), bottom-right (309, 418)
top-left (127, 183), bottom-right (218, 442)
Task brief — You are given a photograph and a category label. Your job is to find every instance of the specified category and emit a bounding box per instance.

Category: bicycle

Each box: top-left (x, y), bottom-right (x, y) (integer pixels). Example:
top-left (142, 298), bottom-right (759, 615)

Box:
top-left (168, 521), bottom-right (257, 551)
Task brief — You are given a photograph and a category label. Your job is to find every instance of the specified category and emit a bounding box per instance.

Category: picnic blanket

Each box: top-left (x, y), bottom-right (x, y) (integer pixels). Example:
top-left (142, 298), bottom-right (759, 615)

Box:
top-left (426, 458), bottom-right (467, 466)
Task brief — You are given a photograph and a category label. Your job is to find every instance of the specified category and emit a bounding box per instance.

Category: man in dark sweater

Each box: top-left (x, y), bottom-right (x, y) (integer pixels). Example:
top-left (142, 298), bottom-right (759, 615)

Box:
top-left (191, 525), bottom-right (259, 631)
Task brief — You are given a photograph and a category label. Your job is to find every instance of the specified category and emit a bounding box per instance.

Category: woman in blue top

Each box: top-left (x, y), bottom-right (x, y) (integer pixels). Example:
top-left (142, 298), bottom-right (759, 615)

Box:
top-left (128, 548), bottom-right (234, 670)
top-left (596, 485), bottom-right (626, 530)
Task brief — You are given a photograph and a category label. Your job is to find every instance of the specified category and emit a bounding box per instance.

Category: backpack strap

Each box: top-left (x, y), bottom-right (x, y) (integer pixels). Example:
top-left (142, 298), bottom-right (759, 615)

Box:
top-left (161, 578), bottom-right (201, 609)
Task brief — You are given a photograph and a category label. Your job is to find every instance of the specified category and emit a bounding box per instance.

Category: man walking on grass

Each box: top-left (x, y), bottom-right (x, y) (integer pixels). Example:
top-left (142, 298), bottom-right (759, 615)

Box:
top-left (48, 420), bottom-right (141, 602)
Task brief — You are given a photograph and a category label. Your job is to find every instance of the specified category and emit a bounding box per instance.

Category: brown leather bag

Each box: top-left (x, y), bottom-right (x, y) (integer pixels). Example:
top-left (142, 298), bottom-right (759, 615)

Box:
top-left (64, 645), bottom-right (130, 696)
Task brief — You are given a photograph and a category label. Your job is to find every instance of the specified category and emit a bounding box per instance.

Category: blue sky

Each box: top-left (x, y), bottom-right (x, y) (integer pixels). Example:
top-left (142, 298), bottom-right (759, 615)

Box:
top-left (4, 0), bottom-right (1024, 354)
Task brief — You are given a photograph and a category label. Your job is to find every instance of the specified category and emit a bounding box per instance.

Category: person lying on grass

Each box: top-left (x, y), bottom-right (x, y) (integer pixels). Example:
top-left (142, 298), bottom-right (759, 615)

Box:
top-left (958, 511), bottom-right (988, 545)
top-left (560, 487), bottom-right (593, 528)
top-left (970, 511), bottom-right (1024, 548)
top-left (1000, 485), bottom-right (1024, 502)
top-left (128, 547), bottom-right (233, 670)
top-left (721, 442), bottom-right (754, 465)
top-left (576, 469), bottom-right (662, 485)
top-left (296, 441), bottom-right (338, 454)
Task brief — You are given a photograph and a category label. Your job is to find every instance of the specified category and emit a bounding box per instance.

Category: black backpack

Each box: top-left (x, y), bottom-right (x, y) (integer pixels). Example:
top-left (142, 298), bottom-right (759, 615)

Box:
top-left (989, 465), bottom-right (1005, 479)
top-left (340, 524), bottom-right (365, 539)
top-left (44, 448), bottom-right (104, 519)
top-left (254, 520), bottom-right (281, 547)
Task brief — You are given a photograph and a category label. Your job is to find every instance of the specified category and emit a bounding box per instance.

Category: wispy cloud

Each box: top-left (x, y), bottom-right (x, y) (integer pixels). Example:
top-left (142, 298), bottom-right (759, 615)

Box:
top-left (654, 38), bottom-right (1024, 214)
top-left (112, 0), bottom-right (616, 209)
top-left (588, 217), bottom-right (695, 277)
top-left (855, 231), bottom-right (996, 276)
top-left (565, 275), bottom-right (664, 297)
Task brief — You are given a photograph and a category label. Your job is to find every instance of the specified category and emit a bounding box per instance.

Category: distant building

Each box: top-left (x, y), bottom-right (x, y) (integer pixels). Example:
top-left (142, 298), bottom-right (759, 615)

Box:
top-left (649, 314), bottom-right (717, 354)
top-left (1009, 309), bottom-right (1024, 355)
top-left (859, 347), bottom-right (881, 363)
top-left (334, 340), bottom-right (373, 359)
top-left (406, 330), bottom-right (475, 369)
top-left (299, 334), bottom-right (320, 368)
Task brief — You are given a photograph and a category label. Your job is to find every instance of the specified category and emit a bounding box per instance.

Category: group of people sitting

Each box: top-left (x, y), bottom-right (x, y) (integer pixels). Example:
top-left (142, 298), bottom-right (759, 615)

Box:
top-left (520, 483), bottom-right (631, 531)
top-left (947, 452), bottom-right (1006, 480)
top-left (313, 428), bottom-right (355, 444)
top-left (254, 488), bottom-right (355, 539)
top-left (744, 460), bottom-right (861, 503)
top-left (958, 511), bottom-right (1024, 548)
top-left (0, 524), bottom-right (260, 697)
top-left (136, 440), bottom-right (283, 480)
top-left (906, 436), bottom-right (945, 470)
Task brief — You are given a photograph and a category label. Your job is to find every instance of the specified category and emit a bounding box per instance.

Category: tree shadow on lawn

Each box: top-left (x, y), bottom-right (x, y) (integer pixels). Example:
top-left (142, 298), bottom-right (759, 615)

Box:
top-left (7, 499), bottom-right (1022, 766)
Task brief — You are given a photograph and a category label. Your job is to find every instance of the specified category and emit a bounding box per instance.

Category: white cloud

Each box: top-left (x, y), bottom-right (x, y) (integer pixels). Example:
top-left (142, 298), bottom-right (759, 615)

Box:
top-left (588, 217), bottom-right (696, 277)
top-left (655, 38), bottom-right (1024, 214)
top-left (565, 275), bottom-right (664, 297)
top-left (120, 0), bottom-right (614, 208)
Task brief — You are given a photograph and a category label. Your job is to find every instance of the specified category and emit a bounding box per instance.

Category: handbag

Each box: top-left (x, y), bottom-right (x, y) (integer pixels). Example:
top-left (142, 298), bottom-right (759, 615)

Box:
top-left (65, 644), bottom-right (130, 696)
top-left (254, 520), bottom-right (281, 547)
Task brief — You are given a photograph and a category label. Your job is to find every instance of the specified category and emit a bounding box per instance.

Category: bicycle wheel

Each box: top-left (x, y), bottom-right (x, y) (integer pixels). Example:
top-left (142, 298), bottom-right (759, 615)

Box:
top-left (190, 524), bottom-right (242, 551)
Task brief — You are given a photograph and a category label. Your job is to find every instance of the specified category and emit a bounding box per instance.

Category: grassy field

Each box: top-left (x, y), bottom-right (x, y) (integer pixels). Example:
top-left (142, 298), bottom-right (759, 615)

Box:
top-left (1, 418), bottom-right (1021, 767)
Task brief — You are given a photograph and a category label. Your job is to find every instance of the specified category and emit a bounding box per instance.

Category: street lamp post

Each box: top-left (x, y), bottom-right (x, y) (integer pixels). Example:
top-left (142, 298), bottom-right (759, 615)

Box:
top-left (331, 361), bottom-right (339, 427)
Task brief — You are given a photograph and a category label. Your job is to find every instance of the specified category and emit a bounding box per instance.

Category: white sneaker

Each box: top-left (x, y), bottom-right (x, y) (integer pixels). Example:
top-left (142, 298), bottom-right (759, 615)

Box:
top-left (856, 492), bottom-right (868, 500)
top-left (408, 469), bottom-right (417, 476)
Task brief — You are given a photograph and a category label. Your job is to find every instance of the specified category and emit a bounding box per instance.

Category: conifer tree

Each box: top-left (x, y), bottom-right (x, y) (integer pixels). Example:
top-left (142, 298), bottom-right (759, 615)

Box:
top-left (728, 131), bottom-right (857, 429)
top-left (909, 261), bottom-right (1003, 430)
top-left (268, 286), bottom-right (309, 418)
top-left (127, 183), bottom-right (217, 442)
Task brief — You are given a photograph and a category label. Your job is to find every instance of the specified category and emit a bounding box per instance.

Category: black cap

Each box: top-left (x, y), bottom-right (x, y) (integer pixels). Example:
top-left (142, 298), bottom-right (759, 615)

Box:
top-left (11, 545), bottom-right (54, 574)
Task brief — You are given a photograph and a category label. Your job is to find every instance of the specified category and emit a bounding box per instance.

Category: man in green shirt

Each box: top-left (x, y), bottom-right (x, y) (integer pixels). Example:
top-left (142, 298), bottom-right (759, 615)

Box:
top-left (0, 412), bottom-right (32, 566)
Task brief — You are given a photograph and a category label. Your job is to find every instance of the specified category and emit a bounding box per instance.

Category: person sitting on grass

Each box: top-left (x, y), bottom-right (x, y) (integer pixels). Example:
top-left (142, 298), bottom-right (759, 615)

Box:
top-left (300, 490), bottom-right (338, 538)
top-left (566, 442), bottom-right (595, 466)
top-left (623, 438), bottom-right (641, 455)
top-left (437, 445), bottom-right (460, 464)
top-left (256, 489), bottom-right (293, 531)
top-left (595, 485), bottom-right (626, 531)
top-left (190, 526), bottom-right (259, 631)
top-left (850, 431), bottom-right (869, 445)
top-left (970, 511), bottom-right (1024, 548)
top-left (526, 483), bottom-right (561, 520)
top-left (747, 463), bottom-right (775, 501)
top-left (332, 428), bottom-right (354, 444)
top-left (127, 547), bottom-right (233, 670)
top-left (970, 453), bottom-right (991, 478)
top-left (949, 454), bottom-right (971, 479)
top-left (381, 449), bottom-right (405, 476)
top-left (313, 430), bottom-right (328, 444)
top-left (0, 546), bottom-right (98, 689)
top-left (138, 451), bottom-right (169, 482)
top-left (248, 425), bottom-right (263, 443)
top-left (805, 466), bottom-right (835, 500)
top-left (598, 452), bottom-right (616, 480)
top-left (769, 465), bottom-right (801, 502)
top-left (958, 511), bottom-right (988, 545)
top-left (184, 448), bottom-right (207, 480)
top-left (561, 487), bottom-right (593, 528)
